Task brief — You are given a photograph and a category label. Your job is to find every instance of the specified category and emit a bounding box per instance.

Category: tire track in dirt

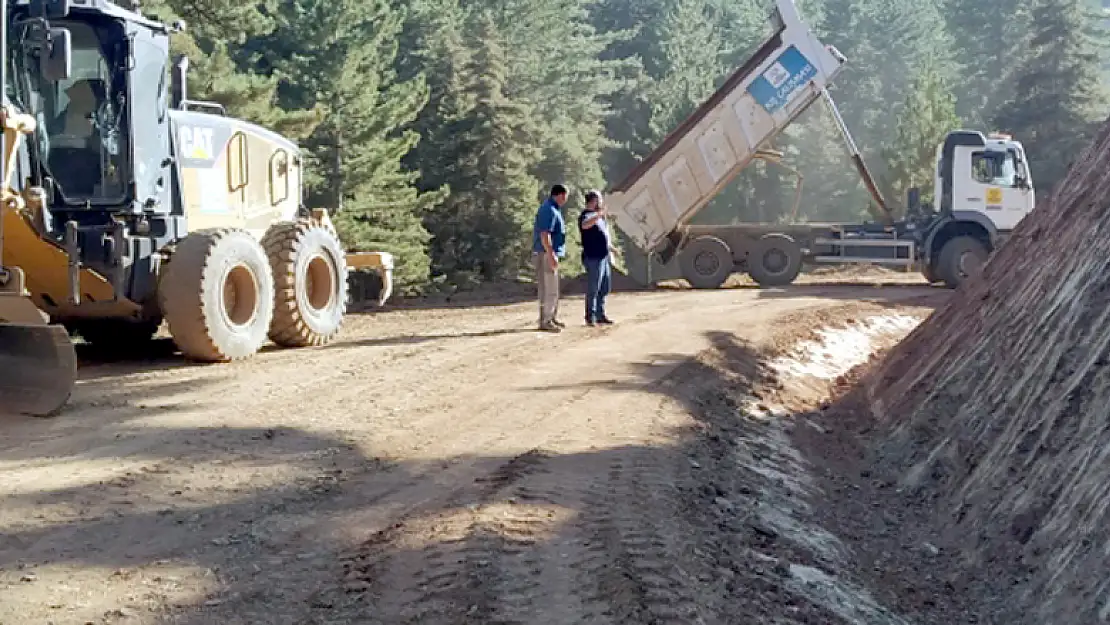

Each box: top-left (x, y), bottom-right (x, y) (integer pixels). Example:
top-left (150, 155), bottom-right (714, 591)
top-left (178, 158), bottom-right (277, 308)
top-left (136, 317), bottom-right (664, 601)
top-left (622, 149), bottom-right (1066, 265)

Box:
top-left (329, 447), bottom-right (714, 624)
top-left (576, 450), bottom-right (707, 625)
top-left (332, 448), bottom-right (561, 624)
top-left (293, 296), bottom-right (940, 625)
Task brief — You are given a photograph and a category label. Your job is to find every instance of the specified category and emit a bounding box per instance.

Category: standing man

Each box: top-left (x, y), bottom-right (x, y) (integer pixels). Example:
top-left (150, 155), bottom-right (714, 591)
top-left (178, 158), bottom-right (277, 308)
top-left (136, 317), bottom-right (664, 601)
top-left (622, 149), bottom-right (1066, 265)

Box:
top-left (578, 189), bottom-right (617, 326)
top-left (532, 184), bottom-right (568, 332)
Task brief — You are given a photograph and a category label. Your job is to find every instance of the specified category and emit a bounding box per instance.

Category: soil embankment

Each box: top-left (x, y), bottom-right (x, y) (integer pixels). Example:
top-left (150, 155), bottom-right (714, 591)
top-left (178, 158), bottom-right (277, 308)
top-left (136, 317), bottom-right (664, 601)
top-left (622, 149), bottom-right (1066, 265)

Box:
top-left (817, 115), bottom-right (1110, 623)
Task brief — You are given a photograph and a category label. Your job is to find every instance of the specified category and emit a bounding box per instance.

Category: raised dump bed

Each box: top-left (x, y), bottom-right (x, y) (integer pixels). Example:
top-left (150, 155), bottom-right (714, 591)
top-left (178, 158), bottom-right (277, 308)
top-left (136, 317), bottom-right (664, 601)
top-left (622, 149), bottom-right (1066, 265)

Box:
top-left (606, 0), bottom-right (847, 268)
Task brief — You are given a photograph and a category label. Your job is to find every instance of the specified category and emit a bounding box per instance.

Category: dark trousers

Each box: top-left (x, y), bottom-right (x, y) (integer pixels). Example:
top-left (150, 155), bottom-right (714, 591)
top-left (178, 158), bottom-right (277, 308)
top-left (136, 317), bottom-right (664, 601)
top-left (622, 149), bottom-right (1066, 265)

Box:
top-left (584, 256), bottom-right (611, 322)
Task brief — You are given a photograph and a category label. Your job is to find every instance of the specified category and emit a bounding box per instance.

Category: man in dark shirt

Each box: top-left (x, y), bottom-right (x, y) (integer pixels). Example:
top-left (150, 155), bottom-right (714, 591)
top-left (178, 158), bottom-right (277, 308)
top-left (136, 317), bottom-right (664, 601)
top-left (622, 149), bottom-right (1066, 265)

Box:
top-left (578, 189), bottom-right (616, 326)
top-left (532, 184), bottom-right (568, 332)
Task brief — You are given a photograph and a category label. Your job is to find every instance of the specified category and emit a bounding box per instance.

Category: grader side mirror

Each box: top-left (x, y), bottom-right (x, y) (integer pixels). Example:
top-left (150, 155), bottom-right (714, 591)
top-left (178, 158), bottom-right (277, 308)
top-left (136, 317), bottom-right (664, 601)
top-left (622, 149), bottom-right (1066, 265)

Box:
top-left (40, 27), bottom-right (72, 82)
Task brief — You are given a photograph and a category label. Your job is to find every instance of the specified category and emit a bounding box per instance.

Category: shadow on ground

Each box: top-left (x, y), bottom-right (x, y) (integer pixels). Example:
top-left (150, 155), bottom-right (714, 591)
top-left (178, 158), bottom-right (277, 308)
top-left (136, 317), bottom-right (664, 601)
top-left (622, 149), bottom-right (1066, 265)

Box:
top-left (0, 306), bottom-right (950, 625)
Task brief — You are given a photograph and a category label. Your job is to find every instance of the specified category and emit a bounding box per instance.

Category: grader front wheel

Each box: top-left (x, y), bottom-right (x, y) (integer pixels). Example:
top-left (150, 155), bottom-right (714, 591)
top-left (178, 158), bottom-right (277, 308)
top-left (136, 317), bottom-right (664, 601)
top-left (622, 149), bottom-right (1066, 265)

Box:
top-left (262, 219), bottom-right (348, 348)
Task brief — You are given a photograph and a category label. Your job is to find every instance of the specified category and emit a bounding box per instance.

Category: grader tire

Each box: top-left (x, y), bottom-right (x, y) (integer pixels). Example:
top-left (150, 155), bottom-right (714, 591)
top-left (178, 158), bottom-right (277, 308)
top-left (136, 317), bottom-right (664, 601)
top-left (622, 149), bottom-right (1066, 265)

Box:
top-left (159, 228), bottom-right (274, 362)
top-left (262, 219), bottom-right (348, 348)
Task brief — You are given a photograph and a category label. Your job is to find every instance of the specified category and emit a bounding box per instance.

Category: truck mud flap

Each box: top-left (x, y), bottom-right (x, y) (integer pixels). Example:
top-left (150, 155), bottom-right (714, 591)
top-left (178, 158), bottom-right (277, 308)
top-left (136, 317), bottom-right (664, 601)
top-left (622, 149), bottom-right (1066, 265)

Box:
top-left (0, 322), bottom-right (77, 417)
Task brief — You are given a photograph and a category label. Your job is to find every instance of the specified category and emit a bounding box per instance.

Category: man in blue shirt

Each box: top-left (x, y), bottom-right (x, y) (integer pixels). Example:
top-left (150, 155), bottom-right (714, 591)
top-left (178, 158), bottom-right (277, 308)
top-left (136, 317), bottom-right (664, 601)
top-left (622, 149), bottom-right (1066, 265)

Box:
top-left (578, 189), bottom-right (617, 326)
top-left (532, 184), bottom-right (568, 332)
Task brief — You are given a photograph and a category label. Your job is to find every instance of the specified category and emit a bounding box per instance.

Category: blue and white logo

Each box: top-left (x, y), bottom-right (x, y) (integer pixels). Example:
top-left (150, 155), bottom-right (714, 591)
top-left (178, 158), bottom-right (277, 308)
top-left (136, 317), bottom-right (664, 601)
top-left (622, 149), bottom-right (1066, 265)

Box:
top-left (747, 46), bottom-right (817, 114)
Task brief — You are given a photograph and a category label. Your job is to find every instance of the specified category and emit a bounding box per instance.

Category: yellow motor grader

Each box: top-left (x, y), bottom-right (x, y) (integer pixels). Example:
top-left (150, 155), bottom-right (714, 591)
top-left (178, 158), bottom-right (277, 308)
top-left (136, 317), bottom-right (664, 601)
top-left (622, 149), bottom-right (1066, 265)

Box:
top-left (0, 0), bottom-right (394, 416)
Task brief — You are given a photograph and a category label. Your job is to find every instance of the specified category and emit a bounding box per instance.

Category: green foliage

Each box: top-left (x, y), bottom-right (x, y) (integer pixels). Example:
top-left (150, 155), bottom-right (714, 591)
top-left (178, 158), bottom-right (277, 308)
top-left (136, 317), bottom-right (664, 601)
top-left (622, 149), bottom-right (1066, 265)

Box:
top-left (246, 0), bottom-right (441, 289)
top-left (421, 10), bottom-right (544, 281)
top-left (131, 0), bottom-right (1110, 290)
top-left (881, 61), bottom-right (961, 215)
top-left (994, 0), bottom-right (1108, 189)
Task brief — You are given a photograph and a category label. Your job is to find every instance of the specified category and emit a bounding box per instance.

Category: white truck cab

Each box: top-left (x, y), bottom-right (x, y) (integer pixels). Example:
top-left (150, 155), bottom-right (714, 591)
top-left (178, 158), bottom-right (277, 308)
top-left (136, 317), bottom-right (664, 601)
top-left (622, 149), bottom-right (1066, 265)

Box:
top-left (935, 132), bottom-right (1036, 234)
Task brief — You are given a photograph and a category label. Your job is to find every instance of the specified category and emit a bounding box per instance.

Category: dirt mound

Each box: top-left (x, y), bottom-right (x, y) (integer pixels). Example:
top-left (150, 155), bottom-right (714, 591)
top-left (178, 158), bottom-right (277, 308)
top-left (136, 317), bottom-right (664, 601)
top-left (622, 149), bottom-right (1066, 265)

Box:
top-left (855, 115), bottom-right (1110, 623)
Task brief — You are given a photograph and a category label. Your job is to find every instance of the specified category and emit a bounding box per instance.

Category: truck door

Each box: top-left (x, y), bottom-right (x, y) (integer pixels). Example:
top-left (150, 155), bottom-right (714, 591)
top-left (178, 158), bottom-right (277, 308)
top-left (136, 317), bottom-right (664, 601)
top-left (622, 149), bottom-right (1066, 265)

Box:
top-left (954, 146), bottom-right (1032, 231)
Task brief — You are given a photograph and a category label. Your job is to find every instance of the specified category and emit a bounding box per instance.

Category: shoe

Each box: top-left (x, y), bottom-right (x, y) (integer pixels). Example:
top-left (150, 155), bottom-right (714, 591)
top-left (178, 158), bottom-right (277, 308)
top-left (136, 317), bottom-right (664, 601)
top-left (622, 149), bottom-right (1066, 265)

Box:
top-left (552, 319), bottom-right (566, 328)
top-left (538, 322), bottom-right (562, 333)
top-left (585, 318), bottom-right (596, 327)
top-left (597, 317), bottom-right (614, 325)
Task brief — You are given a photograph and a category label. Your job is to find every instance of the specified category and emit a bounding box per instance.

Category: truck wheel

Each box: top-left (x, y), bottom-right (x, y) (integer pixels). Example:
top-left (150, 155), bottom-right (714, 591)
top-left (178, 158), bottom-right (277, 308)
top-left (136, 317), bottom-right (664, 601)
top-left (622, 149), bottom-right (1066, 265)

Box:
top-left (937, 236), bottom-right (988, 289)
top-left (921, 263), bottom-right (940, 284)
top-left (748, 233), bottom-right (803, 287)
top-left (159, 228), bottom-right (274, 362)
top-left (680, 236), bottom-right (733, 289)
top-left (262, 219), bottom-right (348, 347)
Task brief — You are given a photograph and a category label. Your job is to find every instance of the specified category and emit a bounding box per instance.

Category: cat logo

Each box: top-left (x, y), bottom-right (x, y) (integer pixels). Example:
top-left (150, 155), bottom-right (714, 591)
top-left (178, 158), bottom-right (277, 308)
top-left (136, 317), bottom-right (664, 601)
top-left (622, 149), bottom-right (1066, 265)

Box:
top-left (179, 125), bottom-right (216, 160)
top-left (985, 187), bottom-right (1003, 205)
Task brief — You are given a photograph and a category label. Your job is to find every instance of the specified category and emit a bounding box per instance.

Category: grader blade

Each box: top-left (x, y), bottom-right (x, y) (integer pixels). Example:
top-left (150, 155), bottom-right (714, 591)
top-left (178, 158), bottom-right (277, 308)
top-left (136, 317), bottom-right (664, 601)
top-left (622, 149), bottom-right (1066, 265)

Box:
top-left (0, 289), bottom-right (77, 417)
top-left (0, 321), bottom-right (76, 416)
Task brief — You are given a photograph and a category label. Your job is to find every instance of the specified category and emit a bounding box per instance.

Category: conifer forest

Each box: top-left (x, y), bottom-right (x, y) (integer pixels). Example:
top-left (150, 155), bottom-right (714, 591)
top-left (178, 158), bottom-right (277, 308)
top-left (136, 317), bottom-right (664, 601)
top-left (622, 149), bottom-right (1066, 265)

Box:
top-left (142, 0), bottom-right (1110, 291)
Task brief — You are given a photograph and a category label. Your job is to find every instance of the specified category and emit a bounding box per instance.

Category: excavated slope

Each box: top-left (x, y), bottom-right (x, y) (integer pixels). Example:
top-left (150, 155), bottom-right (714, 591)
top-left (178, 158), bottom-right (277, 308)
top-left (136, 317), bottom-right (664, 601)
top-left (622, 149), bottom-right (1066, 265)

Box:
top-left (863, 115), bottom-right (1110, 623)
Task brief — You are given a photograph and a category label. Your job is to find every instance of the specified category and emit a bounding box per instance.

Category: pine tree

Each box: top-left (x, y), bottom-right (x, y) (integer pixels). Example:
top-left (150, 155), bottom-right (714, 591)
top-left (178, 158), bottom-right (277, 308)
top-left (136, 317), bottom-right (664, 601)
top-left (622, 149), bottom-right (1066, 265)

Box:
top-left (942, 0), bottom-right (1032, 125)
top-left (993, 0), bottom-right (1108, 190)
top-left (647, 0), bottom-right (726, 140)
top-left (460, 0), bottom-right (634, 193)
top-left (252, 0), bottom-right (442, 288)
top-left (139, 0), bottom-right (317, 138)
top-left (423, 10), bottom-right (544, 281)
top-left (881, 61), bottom-right (960, 216)
top-left (803, 0), bottom-right (956, 220)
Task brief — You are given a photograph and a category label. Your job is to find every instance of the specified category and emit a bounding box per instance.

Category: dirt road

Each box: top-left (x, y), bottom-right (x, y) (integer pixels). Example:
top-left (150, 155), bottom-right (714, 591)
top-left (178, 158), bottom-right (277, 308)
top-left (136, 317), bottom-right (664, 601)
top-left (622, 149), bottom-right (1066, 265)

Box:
top-left (0, 278), bottom-right (942, 624)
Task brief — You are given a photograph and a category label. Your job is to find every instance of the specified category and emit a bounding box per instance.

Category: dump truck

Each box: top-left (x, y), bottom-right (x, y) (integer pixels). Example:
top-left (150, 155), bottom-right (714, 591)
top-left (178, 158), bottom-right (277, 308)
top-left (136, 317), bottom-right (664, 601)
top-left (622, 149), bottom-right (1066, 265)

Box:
top-left (0, 0), bottom-right (394, 416)
top-left (608, 0), bottom-right (1036, 290)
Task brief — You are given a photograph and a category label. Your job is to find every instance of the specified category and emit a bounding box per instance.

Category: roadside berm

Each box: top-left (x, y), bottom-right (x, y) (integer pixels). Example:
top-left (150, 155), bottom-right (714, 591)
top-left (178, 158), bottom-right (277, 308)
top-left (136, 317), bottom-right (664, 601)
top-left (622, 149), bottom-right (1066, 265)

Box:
top-left (813, 115), bottom-right (1110, 624)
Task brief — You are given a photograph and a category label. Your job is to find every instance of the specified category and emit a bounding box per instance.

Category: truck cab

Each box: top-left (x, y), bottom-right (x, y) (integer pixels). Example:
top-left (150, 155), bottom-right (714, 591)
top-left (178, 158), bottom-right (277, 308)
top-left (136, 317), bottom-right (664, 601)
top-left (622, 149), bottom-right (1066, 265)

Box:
top-left (934, 132), bottom-right (1035, 234)
top-left (920, 130), bottom-right (1036, 285)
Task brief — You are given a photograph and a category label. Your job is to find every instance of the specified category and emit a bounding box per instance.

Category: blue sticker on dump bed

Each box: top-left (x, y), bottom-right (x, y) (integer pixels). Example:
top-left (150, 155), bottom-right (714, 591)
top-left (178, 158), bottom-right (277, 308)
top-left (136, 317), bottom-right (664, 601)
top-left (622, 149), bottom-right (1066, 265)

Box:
top-left (747, 45), bottom-right (817, 114)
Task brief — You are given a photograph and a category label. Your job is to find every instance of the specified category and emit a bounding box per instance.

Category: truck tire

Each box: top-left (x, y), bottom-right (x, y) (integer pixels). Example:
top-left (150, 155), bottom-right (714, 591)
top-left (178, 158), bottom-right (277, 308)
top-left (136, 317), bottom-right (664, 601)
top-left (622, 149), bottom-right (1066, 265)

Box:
top-left (680, 236), bottom-right (733, 289)
top-left (937, 235), bottom-right (988, 289)
top-left (748, 233), bottom-right (803, 287)
top-left (159, 228), bottom-right (274, 362)
top-left (921, 263), bottom-right (940, 284)
top-left (262, 219), bottom-right (348, 347)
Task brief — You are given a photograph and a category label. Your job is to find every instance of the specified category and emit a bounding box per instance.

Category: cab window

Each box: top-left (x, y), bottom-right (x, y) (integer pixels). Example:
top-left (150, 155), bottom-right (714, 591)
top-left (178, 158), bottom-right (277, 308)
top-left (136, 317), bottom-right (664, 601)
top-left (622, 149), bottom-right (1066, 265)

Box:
top-left (24, 20), bottom-right (129, 203)
top-left (971, 150), bottom-right (1018, 187)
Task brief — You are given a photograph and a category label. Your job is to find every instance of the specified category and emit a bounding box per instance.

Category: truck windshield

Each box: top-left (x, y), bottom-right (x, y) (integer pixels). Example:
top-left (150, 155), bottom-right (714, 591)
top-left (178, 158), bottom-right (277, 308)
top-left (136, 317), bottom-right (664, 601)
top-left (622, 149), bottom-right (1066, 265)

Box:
top-left (12, 18), bottom-right (129, 205)
top-left (971, 150), bottom-right (1018, 187)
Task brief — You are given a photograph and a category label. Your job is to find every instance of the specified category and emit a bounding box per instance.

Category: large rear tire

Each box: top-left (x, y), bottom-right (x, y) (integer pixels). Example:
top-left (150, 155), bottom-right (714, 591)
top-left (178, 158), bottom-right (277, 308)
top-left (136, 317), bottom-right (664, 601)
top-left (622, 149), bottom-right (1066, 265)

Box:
top-left (680, 236), bottom-right (733, 289)
top-left (747, 233), bottom-right (803, 287)
top-left (937, 235), bottom-right (988, 289)
top-left (159, 228), bottom-right (274, 362)
top-left (262, 219), bottom-right (348, 347)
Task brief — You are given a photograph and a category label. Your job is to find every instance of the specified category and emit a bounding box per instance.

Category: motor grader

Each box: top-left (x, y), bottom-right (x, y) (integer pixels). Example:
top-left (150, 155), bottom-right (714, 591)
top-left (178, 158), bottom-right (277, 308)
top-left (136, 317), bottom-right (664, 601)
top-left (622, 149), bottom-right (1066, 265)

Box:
top-left (0, 0), bottom-right (394, 416)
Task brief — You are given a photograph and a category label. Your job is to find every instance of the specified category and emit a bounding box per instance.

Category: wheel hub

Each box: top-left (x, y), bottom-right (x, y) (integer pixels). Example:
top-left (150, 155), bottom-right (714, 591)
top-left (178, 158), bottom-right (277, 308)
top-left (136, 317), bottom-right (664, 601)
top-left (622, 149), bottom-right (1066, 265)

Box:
top-left (222, 264), bottom-right (260, 328)
top-left (304, 252), bottom-right (337, 312)
top-left (763, 249), bottom-right (788, 274)
top-left (958, 251), bottom-right (984, 277)
top-left (694, 250), bottom-right (720, 275)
